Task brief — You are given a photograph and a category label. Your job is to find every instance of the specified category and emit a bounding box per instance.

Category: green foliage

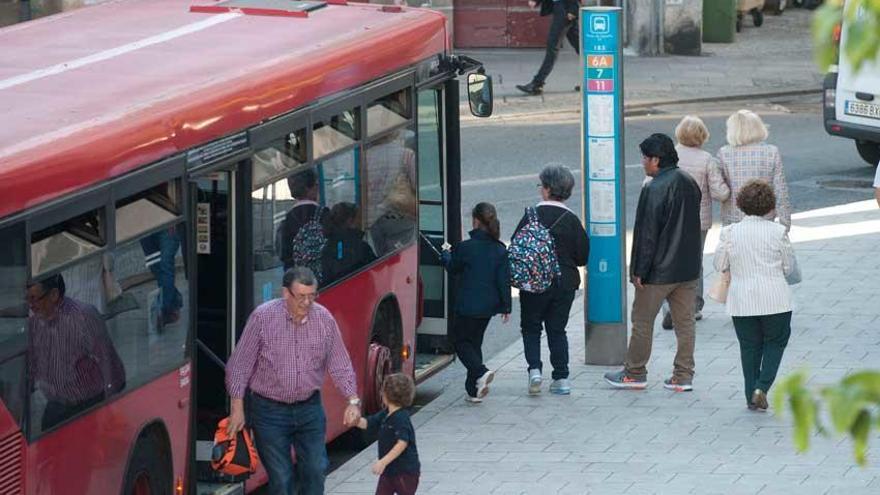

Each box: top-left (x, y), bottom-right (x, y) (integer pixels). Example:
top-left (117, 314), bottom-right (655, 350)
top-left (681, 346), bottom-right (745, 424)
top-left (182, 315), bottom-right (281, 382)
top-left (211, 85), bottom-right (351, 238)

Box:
top-left (775, 369), bottom-right (880, 466)
top-left (813, 0), bottom-right (880, 73)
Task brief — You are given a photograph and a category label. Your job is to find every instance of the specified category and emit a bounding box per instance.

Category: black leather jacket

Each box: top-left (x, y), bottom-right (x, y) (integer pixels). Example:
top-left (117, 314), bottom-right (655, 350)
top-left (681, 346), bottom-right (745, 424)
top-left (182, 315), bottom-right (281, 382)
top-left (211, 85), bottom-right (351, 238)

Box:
top-left (630, 166), bottom-right (703, 285)
top-left (539, 0), bottom-right (580, 17)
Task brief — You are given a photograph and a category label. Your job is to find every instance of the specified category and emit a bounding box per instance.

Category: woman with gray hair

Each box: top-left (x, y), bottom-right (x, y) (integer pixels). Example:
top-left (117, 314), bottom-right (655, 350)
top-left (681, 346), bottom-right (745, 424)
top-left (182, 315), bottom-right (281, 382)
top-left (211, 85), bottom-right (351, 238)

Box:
top-left (511, 164), bottom-right (589, 396)
top-left (717, 110), bottom-right (792, 230)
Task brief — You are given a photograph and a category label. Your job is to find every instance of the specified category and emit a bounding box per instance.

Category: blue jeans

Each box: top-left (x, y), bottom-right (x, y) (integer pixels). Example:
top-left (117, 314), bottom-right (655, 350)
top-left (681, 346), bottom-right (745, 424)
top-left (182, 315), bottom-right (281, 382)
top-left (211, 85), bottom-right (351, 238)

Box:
top-left (249, 392), bottom-right (328, 495)
top-left (140, 228), bottom-right (183, 319)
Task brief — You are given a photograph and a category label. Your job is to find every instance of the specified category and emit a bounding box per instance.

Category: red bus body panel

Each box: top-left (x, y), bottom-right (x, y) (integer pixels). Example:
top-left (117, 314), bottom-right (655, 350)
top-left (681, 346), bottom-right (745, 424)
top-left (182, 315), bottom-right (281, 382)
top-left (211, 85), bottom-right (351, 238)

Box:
top-left (24, 368), bottom-right (191, 494)
top-left (0, 0), bottom-right (445, 493)
top-left (0, 0), bottom-right (447, 220)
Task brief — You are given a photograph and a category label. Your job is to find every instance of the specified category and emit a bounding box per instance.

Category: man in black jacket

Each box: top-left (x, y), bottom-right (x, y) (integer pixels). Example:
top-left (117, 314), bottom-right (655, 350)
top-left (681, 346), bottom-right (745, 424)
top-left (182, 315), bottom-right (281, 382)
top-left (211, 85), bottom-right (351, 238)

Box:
top-left (516, 0), bottom-right (581, 96)
top-left (605, 134), bottom-right (702, 392)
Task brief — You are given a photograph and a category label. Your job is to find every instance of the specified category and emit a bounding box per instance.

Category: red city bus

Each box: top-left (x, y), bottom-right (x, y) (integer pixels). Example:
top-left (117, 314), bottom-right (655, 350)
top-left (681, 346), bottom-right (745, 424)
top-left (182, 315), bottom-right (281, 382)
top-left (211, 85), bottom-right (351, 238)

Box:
top-left (0, 0), bottom-right (492, 493)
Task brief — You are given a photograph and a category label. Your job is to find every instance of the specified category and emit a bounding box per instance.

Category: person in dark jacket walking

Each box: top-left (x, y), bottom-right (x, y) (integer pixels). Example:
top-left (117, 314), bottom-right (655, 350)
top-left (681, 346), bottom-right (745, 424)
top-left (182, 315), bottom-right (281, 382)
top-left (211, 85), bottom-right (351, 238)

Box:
top-left (513, 165), bottom-right (589, 395)
top-left (605, 134), bottom-right (703, 392)
top-left (321, 202), bottom-right (377, 285)
top-left (442, 203), bottom-right (512, 403)
top-left (516, 0), bottom-right (581, 96)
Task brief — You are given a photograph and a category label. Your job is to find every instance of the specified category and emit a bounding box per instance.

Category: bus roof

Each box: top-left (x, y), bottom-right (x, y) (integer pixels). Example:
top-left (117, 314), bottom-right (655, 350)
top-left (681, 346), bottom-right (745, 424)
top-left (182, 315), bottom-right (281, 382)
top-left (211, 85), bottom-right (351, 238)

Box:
top-left (0, 0), bottom-right (446, 220)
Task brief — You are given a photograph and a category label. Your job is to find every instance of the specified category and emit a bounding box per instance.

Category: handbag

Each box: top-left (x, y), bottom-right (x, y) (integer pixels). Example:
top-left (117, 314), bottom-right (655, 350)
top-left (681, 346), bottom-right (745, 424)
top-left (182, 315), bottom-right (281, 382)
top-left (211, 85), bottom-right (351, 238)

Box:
top-left (785, 253), bottom-right (802, 285)
top-left (707, 271), bottom-right (731, 303)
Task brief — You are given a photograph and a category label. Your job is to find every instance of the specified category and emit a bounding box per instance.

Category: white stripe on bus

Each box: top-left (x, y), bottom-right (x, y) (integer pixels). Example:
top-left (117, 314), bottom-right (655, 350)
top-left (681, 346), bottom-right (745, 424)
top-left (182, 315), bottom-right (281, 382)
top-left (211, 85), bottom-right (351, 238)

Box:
top-left (0, 13), bottom-right (241, 92)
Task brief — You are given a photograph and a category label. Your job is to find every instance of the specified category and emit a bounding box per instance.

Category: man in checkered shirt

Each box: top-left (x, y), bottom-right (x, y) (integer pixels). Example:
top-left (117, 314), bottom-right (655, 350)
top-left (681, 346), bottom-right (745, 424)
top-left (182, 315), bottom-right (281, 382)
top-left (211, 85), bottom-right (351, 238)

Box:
top-left (226, 266), bottom-right (360, 495)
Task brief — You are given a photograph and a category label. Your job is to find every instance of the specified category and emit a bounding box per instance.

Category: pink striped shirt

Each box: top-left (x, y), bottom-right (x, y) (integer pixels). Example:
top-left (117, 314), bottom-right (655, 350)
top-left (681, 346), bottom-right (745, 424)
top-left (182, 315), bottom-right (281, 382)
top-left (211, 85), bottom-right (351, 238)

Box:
top-left (28, 297), bottom-right (126, 405)
top-left (226, 300), bottom-right (357, 403)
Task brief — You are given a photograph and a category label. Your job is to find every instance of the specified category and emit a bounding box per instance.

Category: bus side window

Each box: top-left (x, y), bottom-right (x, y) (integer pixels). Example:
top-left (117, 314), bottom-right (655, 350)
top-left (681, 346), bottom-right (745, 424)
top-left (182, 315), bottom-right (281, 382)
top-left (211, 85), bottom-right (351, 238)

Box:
top-left (364, 88), bottom-right (416, 258)
top-left (0, 223), bottom-right (28, 430)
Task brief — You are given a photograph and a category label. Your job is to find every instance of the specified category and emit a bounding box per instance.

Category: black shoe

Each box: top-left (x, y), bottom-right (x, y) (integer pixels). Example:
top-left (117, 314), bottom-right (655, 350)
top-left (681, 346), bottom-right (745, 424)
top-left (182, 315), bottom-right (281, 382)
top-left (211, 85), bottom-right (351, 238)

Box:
top-left (574, 84), bottom-right (581, 92)
top-left (516, 82), bottom-right (543, 95)
top-left (662, 311), bottom-right (673, 330)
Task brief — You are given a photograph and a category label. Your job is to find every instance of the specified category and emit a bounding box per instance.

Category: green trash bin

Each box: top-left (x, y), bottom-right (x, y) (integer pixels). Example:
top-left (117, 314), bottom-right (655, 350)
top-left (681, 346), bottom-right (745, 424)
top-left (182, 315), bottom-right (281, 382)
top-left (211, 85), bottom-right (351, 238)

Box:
top-left (703, 0), bottom-right (736, 43)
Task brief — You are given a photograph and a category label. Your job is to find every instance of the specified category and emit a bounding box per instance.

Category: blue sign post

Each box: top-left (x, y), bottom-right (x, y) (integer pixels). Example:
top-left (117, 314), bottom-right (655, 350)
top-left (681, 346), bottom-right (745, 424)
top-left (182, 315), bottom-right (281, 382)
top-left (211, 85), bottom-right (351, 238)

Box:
top-left (581, 6), bottom-right (627, 365)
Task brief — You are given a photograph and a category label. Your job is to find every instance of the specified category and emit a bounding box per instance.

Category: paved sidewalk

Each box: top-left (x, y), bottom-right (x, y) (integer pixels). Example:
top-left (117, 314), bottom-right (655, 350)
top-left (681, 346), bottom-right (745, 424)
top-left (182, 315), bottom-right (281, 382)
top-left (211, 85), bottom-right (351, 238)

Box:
top-left (459, 8), bottom-right (822, 115)
top-left (327, 200), bottom-right (880, 494)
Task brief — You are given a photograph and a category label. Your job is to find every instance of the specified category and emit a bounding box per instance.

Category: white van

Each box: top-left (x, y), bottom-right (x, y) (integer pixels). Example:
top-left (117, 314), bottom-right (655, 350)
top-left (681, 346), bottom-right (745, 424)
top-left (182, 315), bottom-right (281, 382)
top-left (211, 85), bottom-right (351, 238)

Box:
top-left (823, 3), bottom-right (880, 167)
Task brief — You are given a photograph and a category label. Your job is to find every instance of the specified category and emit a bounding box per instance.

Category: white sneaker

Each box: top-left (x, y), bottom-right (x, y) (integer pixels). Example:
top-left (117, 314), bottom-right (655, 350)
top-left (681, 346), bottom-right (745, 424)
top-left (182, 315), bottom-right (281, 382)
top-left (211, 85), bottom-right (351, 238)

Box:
top-left (549, 378), bottom-right (571, 395)
top-left (464, 395), bottom-right (483, 404)
top-left (476, 370), bottom-right (495, 398)
top-left (528, 369), bottom-right (542, 395)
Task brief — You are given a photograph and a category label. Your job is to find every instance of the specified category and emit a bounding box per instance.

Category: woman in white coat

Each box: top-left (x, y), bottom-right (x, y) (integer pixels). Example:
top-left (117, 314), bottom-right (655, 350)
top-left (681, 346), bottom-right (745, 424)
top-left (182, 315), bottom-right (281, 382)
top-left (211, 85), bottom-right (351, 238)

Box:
top-left (714, 179), bottom-right (797, 411)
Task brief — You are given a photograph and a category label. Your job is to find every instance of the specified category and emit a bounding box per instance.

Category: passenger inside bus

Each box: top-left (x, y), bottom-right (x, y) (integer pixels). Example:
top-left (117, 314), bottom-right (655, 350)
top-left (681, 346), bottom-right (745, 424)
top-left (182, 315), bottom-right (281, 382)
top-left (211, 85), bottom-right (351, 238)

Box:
top-left (26, 274), bottom-right (126, 431)
top-left (366, 129), bottom-right (417, 255)
top-left (279, 168), bottom-right (328, 271)
top-left (321, 202), bottom-right (377, 285)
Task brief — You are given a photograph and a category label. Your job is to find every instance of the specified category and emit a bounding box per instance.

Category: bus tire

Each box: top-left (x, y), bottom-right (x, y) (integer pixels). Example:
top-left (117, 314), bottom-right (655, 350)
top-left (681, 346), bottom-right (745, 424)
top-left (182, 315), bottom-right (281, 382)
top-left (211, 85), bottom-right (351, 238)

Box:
top-left (364, 343), bottom-right (392, 414)
top-left (370, 299), bottom-right (403, 372)
top-left (121, 429), bottom-right (172, 495)
top-left (856, 140), bottom-right (880, 166)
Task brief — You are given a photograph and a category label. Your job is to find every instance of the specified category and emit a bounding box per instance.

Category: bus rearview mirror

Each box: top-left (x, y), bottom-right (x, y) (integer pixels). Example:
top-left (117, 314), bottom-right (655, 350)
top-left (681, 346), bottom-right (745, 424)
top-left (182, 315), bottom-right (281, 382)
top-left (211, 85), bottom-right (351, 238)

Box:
top-left (467, 72), bottom-right (493, 118)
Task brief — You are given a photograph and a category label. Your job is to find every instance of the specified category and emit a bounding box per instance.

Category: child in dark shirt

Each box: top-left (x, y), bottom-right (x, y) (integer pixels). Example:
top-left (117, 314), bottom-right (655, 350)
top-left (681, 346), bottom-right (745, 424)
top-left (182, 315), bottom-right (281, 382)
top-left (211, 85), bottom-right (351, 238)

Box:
top-left (355, 373), bottom-right (420, 495)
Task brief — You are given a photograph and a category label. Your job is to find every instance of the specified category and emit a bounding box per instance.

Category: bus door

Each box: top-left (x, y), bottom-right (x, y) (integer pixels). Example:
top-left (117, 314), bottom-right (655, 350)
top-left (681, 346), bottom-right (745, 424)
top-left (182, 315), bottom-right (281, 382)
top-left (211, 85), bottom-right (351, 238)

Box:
top-left (188, 166), bottom-right (243, 488)
top-left (415, 85), bottom-right (457, 378)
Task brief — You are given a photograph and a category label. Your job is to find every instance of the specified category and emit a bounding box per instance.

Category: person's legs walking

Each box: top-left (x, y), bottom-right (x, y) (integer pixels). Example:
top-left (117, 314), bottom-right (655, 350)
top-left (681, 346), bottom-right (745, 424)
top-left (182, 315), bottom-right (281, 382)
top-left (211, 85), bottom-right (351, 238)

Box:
top-left (520, 291), bottom-right (550, 374)
top-left (755, 311), bottom-right (792, 394)
top-left (452, 316), bottom-right (491, 397)
top-left (250, 395), bottom-right (296, 495)
top-left (732, 316), bottom-right (763, 407)
top-left (291, 396), bottom-right (329, 495)
top-left (666, 280), bottom-right (698, 387)
top-left (518, 2), bottom-right (568, 93)
top-left (544, 286), bottom-right (576, 381)
top-left (565, 15), bottom-right (579, 54)
top-left (624, 285), bottom-right (669, 379)
top-left (695, 230), bottom-right (708, 314)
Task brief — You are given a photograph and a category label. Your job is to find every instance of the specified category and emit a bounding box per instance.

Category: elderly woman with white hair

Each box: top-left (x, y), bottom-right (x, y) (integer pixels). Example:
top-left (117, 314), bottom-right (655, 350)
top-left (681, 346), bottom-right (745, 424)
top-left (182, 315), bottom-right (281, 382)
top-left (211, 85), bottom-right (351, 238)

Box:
top-left (717, 110), bottom-right (792, 230)
top-left (659, 116), bottom-right (731, 330)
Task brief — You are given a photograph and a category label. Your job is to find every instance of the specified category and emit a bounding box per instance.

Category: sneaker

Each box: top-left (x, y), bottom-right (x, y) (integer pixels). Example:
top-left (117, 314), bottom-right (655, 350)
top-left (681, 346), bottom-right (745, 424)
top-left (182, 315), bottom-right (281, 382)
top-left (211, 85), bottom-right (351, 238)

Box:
top-left (604, 370), bottom-right (647, 390)
top-left (476, 370), bottom-right (495, 398)
top-left (752, 389), bottom-right (768, 410)
top-left (662, 311), bottom-right (674, 330)
top-left (549, 378), bottom-right (571, 395)
top-left (663, 376), bottom-right (693, 392)
top-left (695, 311), bottom-right (703, 321)
top-left (464, 395), bottom-right (483, 404)
top-left (528, 368), bottom-right (542, 395)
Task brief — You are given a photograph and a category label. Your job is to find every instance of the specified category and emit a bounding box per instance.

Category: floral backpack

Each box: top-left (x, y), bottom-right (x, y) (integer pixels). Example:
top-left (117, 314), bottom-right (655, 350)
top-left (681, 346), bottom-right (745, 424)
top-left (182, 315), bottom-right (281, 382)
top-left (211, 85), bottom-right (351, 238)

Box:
top-left (508, 207), bottom-right (566, 294)
top-left (290, 207), bottom-right (326, 283)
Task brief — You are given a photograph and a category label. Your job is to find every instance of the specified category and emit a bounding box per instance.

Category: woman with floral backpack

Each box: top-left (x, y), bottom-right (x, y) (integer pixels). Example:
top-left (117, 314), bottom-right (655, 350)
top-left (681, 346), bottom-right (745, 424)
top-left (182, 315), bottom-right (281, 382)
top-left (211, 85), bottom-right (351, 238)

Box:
top-left (510, 164), bottom-right (589, 396)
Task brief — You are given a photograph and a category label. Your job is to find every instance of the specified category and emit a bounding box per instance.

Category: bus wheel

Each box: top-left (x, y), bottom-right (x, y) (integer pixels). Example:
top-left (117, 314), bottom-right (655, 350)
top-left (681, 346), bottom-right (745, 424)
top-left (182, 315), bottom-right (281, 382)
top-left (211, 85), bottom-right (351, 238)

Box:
top-left (123, 433), bottom-right (172, 495)
top-left (365, 343), bottom-right (392, 414)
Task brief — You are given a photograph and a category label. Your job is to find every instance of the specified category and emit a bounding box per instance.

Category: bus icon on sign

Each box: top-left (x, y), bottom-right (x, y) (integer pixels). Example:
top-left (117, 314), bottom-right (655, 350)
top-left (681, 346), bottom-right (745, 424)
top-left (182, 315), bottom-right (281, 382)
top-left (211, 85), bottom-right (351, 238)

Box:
top-left (590, 15), bottom-right (610, 35)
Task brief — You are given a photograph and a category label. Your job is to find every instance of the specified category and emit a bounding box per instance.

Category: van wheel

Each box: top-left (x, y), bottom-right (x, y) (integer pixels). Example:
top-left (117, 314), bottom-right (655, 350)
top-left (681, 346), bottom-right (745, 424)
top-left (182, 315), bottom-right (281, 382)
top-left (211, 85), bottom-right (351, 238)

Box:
top-left (122, 433), bottom-right (172, 495)
top-left (856, 141), bottom-right (880, 166)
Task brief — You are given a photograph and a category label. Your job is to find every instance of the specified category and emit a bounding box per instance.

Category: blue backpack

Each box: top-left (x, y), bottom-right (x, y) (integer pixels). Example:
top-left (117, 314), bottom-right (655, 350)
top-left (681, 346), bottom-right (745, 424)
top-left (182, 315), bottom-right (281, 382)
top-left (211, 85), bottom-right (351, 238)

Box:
top-left (290, 208), bottom-right (326, 283)
top-left (508, 207), bottom-right (565, 294)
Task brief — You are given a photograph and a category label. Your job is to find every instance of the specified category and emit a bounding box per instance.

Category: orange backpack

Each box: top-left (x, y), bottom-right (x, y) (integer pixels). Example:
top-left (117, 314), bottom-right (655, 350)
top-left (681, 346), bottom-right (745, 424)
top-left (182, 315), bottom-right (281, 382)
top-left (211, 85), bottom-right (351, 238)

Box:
top-left (211, 419), bottom-right (260, 477)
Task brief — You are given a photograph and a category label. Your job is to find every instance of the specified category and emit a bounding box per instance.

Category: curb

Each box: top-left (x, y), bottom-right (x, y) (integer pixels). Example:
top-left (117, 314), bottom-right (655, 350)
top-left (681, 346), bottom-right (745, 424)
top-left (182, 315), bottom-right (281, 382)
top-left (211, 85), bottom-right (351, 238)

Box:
top-left (460, 87), bottom-right (822, 122)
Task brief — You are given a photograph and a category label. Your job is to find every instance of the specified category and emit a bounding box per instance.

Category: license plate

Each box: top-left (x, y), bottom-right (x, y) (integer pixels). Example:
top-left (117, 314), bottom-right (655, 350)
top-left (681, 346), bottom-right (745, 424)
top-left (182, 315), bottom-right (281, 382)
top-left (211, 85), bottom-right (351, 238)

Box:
top-left (845, 100), bottom-right (880, 120)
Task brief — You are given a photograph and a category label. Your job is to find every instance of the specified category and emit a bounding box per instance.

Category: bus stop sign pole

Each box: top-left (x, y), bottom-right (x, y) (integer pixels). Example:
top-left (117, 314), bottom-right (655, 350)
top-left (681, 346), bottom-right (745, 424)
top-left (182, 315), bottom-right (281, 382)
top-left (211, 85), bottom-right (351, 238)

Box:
top-left (581, 6), bottom-right (628, 365)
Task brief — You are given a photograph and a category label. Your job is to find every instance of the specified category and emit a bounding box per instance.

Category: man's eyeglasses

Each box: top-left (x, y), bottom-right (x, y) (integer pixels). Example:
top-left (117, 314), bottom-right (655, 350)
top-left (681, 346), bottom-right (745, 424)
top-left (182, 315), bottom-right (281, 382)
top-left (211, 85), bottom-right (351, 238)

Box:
top-left (290, 291), bottom-right (318, 302)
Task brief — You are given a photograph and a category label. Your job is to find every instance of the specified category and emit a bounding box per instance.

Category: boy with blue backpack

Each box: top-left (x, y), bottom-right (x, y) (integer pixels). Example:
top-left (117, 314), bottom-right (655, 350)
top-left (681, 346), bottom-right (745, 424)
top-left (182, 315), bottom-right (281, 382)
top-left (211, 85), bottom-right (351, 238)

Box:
top-left (509, 165), bottom-right (589, 395)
